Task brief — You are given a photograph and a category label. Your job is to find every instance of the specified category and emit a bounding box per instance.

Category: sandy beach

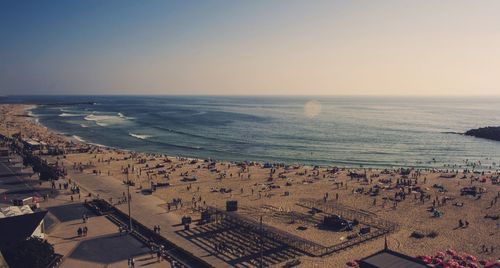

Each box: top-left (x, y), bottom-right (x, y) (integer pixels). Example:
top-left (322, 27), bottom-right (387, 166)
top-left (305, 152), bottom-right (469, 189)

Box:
top-left (1, 103), bottom-right (499, 267)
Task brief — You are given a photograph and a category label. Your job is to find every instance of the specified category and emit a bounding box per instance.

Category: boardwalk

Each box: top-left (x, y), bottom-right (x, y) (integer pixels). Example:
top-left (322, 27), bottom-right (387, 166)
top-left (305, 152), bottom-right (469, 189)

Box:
top-left (65, 165), bottom-right (230, 268)
top-left (0, 154), bottom-right (171, 268)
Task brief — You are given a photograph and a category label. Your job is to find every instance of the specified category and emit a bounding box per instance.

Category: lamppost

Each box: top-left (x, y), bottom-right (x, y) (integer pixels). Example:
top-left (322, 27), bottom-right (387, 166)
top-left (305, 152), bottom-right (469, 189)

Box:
top-left (127, 171), bottom-right (132, 232)
top-left (260, 215), bottom-right (264, 268)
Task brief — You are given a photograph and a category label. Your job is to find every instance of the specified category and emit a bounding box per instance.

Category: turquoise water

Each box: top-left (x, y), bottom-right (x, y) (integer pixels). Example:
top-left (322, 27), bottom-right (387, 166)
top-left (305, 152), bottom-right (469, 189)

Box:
top-left (3, 95), bottom-right (500, 169)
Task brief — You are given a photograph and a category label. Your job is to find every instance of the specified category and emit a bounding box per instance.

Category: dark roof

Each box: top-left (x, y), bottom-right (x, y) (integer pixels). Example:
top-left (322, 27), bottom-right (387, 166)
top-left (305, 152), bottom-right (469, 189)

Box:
top-left (0, 210), bottom-right (47, 250)
top-left (359, 249), bottom-right (427, 268)
top-left (0, 251), bottom-right (8, 268)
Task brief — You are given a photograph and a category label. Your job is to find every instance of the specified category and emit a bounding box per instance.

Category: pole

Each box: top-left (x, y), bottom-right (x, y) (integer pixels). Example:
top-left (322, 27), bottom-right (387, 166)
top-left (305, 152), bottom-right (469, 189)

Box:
top-left (127, 171), bottom-right (132, 232)
top-left (260, 216), bottom-right (263, 268)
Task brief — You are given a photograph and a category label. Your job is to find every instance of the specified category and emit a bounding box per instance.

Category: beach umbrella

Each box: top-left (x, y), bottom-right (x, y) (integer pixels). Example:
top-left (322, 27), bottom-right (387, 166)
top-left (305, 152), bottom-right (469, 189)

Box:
top-left (435, 251), bottom-right (446, 259)
top-left (446, 249), bottom-right (457, 256)
top-left (467, 263), bottom-right (479, 268)
top-left (433, 258), bottom-right (444, 266)
top-left (417, 255), bottom-right (432, 264)
top-left (464, 254), bottom-right (477, 262)
top-left (444, 259), bottom-right (460, 267)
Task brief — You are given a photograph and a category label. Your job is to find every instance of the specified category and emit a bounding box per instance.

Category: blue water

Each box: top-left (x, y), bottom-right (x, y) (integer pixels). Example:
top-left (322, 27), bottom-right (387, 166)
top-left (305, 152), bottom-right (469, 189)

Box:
top-left (2, 95), bottom-right (500, 168)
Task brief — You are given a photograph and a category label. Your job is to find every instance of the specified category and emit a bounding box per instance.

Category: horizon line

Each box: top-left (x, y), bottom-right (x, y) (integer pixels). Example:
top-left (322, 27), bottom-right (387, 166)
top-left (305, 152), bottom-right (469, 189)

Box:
top-left (3, 93), bottom-right (500, 98)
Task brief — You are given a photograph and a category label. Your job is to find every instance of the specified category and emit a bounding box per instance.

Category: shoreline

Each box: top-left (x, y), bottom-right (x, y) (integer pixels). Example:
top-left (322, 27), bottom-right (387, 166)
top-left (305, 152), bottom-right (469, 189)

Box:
top-left (2, 103), bottom-right (499, 266)
top-left (26, 105), bottom-right (119, 149)
top-left (25, 105), bottom-right (498, 172)
top-left (25, 104), bottom-right (224, 166)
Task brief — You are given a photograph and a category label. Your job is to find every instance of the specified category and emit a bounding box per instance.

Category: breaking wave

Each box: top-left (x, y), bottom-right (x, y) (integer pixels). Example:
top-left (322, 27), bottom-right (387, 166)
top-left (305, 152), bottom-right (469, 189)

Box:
top-left (72, 135), bottom-right (86, 143)
top-left (59, 113), bottom-right (83, 117)
top-left (129, 133), bottom-right (153, 140)
top-left (118, 112), bottom-right (134, 119)
top-left (95, 122), bottom-right (109, 127)
top-left (84, 114), bottom-right (128, 126)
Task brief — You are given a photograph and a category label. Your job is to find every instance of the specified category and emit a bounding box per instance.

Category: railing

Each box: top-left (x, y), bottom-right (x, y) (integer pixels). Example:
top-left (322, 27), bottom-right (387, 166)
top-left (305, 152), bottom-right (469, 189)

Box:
top-left (296, 198), bottom-right (396, 256)
top-left (297, 198), bottom-right (396, 231)
top-left (200, 206), bottom-right (327, 256)
top-left (199, 198), bottom-right (397, 257)
top-left (45, 253), bottom-right (63, 268)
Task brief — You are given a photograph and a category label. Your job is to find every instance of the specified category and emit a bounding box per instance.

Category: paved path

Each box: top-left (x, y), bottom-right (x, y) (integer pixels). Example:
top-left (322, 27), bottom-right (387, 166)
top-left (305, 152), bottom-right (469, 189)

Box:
top-left (1, 155), bottom-right (170, 268)
top-left (66, 167), bottom-right (230, 268)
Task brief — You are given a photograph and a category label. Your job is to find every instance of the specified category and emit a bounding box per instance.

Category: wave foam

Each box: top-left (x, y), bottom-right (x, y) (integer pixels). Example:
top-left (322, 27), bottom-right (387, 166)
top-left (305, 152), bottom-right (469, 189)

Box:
top-left (118, 112), bottom-right (134, 120)
top-left (95, 122), bottom-right (109, 127)
top-left (84, 114), bottom-right (116, 121)
top-left (72, 135), bottom-right (86, 143)
top-left (84, 114), bottom-right (128, 126)
top-left (192, 111), bottom-right (207, 116)
top-left (129, 133), bottom-right (153, 140)
top-left (59, 113), bottom-right (83, 117)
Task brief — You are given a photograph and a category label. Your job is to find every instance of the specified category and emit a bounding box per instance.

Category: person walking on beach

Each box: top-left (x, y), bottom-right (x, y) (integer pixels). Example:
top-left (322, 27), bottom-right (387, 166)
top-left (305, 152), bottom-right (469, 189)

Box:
top-left (150, 244), bottom-right (156, 258)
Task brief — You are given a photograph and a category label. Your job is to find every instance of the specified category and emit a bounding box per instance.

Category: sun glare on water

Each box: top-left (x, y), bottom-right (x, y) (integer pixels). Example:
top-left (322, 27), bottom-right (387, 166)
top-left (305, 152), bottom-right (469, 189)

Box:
top-left (304, 100), bottom-right (322, 118)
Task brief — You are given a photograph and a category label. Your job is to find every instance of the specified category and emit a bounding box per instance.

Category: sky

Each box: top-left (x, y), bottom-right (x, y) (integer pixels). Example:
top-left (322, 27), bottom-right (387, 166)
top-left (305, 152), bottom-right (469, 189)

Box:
top-left (1, 0), bottom-right (500, 96)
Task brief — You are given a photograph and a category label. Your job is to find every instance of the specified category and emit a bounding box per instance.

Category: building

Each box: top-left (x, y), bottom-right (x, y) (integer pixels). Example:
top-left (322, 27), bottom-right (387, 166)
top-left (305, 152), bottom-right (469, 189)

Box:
top-left (0, 148), bottom-right (8, 157)
top-left (358, 238), bottom-right (427, 268)
top-left (0, 206), bottom-right (47, 251)
top-left (22, 139), bottom-right (43, 151)
top-left (358, 249), bottom-right (428, 268)
top-left (0, 251), bottom-right (9, 268)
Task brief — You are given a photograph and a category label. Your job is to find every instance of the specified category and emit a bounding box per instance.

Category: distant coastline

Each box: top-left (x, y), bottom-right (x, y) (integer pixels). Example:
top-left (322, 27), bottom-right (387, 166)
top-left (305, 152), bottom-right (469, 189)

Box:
top-left (465, 126), bottom-right (500, 142)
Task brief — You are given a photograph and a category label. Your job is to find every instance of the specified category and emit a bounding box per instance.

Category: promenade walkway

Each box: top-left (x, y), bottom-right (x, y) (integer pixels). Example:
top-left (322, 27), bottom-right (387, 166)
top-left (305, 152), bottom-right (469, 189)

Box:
top-left (65, 163), bottom-right (230, 268)
top-left (1, 155), bottom-right (170, 268)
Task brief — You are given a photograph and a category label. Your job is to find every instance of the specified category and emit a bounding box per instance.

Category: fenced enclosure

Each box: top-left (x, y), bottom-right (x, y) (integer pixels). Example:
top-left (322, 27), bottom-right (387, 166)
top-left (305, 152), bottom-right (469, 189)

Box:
top-left (178, 199), bottom-right (396, 267)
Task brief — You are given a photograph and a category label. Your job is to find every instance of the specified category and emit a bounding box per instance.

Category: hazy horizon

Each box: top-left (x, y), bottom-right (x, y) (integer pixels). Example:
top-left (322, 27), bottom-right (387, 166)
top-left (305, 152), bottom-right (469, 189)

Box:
top-left (2, 0), bottom-right (500, 96)
top-left (4, 93), bottom-right (500, 98)
top-left (4, 93), bottom-right (500, 96)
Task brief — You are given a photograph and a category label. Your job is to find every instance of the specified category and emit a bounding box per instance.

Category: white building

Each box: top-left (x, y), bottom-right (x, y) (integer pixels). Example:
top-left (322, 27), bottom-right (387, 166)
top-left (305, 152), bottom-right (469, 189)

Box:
top-left (0, 205), bottom-right (45, 239)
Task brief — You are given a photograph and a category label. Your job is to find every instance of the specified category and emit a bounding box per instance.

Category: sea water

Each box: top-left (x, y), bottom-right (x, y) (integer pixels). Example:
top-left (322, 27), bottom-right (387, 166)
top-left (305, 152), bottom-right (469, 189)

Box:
top-left (3, 95), bottom-right (500, 169)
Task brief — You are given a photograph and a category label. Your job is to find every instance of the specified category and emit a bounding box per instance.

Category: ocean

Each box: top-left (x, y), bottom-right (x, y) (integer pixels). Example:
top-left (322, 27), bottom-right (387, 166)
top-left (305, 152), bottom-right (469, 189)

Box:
top-left (3, 95), bottom-right (500, 169)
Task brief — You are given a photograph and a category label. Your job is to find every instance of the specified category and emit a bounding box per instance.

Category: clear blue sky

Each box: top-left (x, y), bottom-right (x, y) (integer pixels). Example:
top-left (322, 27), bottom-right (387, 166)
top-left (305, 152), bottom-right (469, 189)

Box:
top-left (1, 0), bottom-right (500, 95)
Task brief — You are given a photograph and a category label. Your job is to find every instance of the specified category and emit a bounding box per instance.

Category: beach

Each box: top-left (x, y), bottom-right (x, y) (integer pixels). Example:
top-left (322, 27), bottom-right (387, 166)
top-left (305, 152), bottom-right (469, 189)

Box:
top-left (1, 103), bottom-right (499, 267)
